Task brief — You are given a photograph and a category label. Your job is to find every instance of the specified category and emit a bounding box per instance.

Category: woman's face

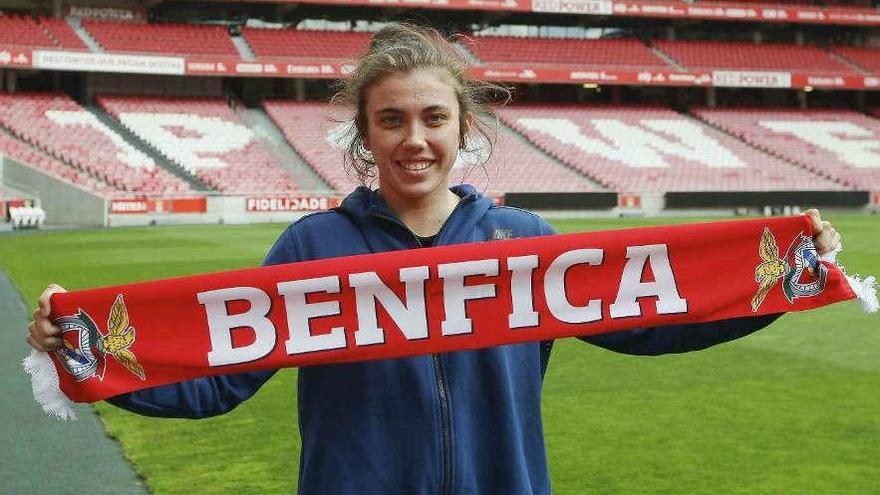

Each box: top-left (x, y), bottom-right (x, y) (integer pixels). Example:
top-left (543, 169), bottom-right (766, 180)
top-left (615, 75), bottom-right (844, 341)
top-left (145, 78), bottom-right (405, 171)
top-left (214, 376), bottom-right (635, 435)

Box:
top-left (363, 68), bottom-right (462, 205)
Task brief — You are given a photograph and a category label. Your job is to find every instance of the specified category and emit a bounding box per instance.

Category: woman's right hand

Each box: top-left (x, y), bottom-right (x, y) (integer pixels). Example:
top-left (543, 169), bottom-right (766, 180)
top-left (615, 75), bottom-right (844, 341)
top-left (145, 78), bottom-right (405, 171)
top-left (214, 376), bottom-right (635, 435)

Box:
top-left (26, 284), bottom-right (67, 352)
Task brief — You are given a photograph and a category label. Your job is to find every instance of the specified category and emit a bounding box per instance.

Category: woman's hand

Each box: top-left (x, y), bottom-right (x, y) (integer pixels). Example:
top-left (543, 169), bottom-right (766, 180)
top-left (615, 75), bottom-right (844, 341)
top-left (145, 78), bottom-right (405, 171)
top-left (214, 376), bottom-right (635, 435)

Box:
top-left (26, 284), bottom-right (67, 352)
top-left (804, 209), bottom-right (841, 255)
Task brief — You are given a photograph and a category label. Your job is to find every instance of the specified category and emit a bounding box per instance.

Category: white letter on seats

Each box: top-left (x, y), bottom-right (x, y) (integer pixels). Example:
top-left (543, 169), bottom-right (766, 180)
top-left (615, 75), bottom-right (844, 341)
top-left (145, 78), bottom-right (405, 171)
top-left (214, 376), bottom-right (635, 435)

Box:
top-left (279, 276), bottom-right (346, 354)
top-left (610, 244), bottom-right (687, 318)
top-left (350, 266), bottom-right (430, 345)
top-left (439, 259), bottom-right (499, 335)
top-left (545, 249), bottom-right (603, 324)
top-left (199, 287), bottom-right (275, 366)
top-left (508, 255), bottom-right (539, 328)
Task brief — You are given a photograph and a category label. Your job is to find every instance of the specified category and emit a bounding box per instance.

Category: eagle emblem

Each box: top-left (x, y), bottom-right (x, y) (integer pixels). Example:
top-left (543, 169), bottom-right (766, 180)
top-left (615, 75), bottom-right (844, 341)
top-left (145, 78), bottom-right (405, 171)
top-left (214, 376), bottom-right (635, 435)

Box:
top-left (751, 227), bottom-right (789, 312)
top-left (55, 294), bottom-right (145, 381)
top-left (751, 227), bottom-right (828, 312)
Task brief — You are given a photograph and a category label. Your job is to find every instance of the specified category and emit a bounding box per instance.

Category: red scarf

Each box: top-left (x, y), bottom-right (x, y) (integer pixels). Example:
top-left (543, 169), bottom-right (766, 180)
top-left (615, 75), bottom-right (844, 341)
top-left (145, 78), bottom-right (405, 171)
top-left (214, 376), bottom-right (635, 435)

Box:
top-left (24, 216), bottom-right (876, 419)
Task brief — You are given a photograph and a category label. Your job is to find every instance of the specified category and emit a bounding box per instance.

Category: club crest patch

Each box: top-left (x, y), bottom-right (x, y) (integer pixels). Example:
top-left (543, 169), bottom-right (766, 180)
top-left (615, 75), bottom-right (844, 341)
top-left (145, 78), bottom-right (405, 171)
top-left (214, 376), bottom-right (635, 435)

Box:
top-left (751, 227), bottom-right (828, 312)
top-left (54, 294), bottom-right (146, 382)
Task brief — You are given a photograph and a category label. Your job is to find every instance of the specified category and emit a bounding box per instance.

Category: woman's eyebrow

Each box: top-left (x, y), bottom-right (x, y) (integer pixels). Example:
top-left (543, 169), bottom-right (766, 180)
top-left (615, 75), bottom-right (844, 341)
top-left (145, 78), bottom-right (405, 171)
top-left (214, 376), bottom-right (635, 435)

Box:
top-left (422, 105), bottom-right (451, 113)
top-left (375, 108), bottom-right (402, 115)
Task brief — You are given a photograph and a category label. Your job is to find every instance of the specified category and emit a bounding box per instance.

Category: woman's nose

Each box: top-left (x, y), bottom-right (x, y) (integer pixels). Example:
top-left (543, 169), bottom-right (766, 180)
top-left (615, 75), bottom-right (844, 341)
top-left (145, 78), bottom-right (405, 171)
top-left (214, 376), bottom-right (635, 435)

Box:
top-left (402, 123), bottom-right (427, 149)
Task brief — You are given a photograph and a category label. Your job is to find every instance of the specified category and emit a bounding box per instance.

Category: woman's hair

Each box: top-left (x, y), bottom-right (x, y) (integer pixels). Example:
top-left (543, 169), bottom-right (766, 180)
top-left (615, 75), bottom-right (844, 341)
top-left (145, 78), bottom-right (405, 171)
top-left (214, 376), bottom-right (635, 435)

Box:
top-left (331, 22), bottom-right (511, 185)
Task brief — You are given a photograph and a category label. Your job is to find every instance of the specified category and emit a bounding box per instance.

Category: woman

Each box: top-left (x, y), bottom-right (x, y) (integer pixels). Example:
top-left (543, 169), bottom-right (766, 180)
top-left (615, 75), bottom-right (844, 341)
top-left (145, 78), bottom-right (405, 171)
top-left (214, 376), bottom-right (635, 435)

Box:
top-left (28, 23), bottom-right (840, 494)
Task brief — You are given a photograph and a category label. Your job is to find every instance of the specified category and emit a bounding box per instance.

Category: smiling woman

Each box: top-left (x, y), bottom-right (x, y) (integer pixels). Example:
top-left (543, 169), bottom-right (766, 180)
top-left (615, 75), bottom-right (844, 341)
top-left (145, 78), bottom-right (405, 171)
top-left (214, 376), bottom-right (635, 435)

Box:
top-left (25, 22), bottom-right (844, 495)
top-left (362, 69), bottom-right (463, 234)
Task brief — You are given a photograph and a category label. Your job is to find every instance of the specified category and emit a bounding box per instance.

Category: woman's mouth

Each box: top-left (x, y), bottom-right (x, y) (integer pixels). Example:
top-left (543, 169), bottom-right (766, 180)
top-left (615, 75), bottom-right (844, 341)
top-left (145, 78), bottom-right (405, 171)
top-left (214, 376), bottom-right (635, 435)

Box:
top-left (397, 160), bottom-right (434, 172)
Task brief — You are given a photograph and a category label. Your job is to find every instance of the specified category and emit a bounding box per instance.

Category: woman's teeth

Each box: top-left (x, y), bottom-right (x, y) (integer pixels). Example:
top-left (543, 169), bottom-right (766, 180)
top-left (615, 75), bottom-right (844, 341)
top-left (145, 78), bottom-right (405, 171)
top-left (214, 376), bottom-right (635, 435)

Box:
top-left (400, 161), bottom-right (432, 171)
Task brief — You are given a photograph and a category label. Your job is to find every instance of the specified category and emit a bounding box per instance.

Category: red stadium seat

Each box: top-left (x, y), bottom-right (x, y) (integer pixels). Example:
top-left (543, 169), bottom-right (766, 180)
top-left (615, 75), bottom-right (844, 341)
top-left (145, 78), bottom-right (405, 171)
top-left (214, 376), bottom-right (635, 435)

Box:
top-left (97, 95), bottom-right (299, 194)
top-left (693, 107), bottom-right (880, 189)
top-left (831, 47), bottom-right (880, 74)
top-left (242, 28), bottom-right (372, 60)
top-left (499, 104), bottom-right (846, 193)
top-left (654, 41), bottom-right (855, 74)
top-left (0, 130), bottom-right (119, 197)
top-left (467, 36), bottom-right (672, 70)
top-left (0, 15), bottom-right (88, 50)
top-left (82, 20), bottom-right (238, 56)
top-left (0, 92), bottom-right (193, 195)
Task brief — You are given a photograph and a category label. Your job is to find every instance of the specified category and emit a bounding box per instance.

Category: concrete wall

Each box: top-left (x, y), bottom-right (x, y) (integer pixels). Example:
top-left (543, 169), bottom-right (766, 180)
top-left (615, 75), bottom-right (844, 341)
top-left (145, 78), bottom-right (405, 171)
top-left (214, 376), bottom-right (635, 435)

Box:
top-left (107, 195), bottom-right (310, 227)
top-left (1, 157), bottom-right (107, 226)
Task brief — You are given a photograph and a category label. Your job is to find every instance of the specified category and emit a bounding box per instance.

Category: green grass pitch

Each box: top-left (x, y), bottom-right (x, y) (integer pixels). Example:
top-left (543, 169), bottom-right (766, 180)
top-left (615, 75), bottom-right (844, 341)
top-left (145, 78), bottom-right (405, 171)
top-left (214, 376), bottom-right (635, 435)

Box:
top-left (2, 215), bottom-right (878, 494)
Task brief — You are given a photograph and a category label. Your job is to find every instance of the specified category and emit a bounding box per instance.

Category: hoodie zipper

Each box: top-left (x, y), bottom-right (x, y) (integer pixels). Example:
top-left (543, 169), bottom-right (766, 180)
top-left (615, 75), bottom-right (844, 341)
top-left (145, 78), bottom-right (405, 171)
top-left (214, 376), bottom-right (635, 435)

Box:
top-left (370, 196), bottom-right (469, 495)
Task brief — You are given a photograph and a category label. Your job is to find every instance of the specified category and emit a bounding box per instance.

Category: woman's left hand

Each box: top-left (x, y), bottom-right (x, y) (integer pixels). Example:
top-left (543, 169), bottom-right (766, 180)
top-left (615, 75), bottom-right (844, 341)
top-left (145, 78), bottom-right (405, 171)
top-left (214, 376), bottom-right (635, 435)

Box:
top-left (804, 209), bottom-right (842, 255)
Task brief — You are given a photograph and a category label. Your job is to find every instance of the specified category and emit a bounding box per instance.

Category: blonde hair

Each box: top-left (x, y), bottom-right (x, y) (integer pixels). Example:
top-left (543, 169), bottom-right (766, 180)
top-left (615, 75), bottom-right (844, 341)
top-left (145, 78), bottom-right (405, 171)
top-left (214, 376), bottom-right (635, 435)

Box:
top-left (331, 23), bottom-right (510, 185)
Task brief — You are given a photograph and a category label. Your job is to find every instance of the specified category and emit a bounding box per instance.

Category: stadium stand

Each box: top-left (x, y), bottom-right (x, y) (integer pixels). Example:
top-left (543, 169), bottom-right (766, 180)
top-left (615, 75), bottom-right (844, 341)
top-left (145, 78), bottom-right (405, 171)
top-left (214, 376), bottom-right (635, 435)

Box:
top-left (831, 47), bottom-right (880, 74)
top-left (0, 14), bottom-right (86, 50)
top-left (97, 95), bottom-right (300, 194)
top-left (262, 100), bottom-right (604, 195)
top-left (693, 108), bottom-right (880, 189)
top-left (0, 130), bottom-right (119, 197)
top-left (499, 104), bottom-right (846, 193)
top-left (699, 0), bottom-right (872, 5)
top-left (82, 20), bottom-right (239, 56)
top-left (0, 92), bottom-right (192, 195)
top-left (654, 41), bottom-right (856, 74)
top-left (466, 36), bottom-right (672, 70)
top-left (39, 17), bottom-right (89, 51)
top-left (242, 28), bottom-right (372, 59)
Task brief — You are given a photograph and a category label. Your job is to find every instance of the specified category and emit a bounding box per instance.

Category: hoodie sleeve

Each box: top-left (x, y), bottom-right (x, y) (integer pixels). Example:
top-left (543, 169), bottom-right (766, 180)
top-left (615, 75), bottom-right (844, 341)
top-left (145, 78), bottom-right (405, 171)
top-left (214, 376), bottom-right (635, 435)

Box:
top-left (580, 313), bottom-right (783, 356)
top-left (106, 226), bottom-right (301, 418)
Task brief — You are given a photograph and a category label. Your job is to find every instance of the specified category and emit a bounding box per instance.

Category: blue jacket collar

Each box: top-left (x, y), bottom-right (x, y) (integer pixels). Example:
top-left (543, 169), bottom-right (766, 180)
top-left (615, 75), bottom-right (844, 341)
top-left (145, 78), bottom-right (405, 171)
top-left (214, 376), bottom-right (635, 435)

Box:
top-left (338, 184), bottom-right (493, 248)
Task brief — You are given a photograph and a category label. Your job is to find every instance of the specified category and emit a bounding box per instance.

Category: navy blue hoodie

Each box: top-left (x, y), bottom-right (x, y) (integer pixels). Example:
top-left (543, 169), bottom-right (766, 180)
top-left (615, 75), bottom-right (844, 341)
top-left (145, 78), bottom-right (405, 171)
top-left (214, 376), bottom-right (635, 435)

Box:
top-left (109, 185), bottom-right (779, 494)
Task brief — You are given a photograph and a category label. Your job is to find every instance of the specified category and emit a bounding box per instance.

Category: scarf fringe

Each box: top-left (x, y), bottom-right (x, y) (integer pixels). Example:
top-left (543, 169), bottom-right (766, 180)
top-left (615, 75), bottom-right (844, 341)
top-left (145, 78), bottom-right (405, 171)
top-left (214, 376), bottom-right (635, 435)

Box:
top-left (22, 350), bottom-right (77, 421)
top-left (822, 242), bottom-right (877, 314)
top-left (846, 274), bottom-right (878, 314)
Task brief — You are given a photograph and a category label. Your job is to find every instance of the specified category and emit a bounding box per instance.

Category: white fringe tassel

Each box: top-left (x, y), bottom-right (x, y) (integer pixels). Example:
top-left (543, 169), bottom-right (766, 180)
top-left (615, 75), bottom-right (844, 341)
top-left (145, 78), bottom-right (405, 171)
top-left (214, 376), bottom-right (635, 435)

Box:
top-left (822, 242), bottom-right (878, 314)
top-left (847, 274), bottom-right (878, 314)
top-left (22, 350), bottom-right (77, 421)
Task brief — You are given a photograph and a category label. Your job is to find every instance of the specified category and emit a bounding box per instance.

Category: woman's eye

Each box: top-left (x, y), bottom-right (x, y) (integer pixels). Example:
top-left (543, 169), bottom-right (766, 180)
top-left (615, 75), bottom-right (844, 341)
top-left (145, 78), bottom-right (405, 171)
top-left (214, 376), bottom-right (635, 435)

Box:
top-left (380, 116), bottom-right (401, 125)
top-left (428, 114), bottom-right (447, 125)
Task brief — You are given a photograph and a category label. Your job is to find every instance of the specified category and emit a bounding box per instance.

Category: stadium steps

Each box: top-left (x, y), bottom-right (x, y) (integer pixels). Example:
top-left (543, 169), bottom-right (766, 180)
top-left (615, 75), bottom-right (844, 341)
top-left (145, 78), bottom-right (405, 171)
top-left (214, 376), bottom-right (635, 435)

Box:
top-left (682, 110), bottom-right (849, 189)
top-left (649, 45), bottom-right (685, 72)
top-left (497, 117), bottom-right (609, 191)
top-left (66, 16), bottom-right (103, 53)
top-left (0, 126), bottom-right (116, 195)
top-left (231, 33), bottom-right (255, 61)
top-left (86, 105), bottom-right (214, 192)
top-left (828, 50), bottom-right (871, 75)
top-left (232, 103), bottom-right (332, 192)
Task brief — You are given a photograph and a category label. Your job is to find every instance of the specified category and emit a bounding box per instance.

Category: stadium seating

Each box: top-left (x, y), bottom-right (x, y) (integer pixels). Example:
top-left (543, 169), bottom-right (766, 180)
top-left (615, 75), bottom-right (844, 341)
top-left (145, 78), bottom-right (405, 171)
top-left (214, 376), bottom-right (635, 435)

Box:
top-left (693, 107), bottom-right (880, 189)
top-left (499, 104), bottom-right (844, 193)
top-left (242, 28), bottom-right (372, 59)
top-left (39, 17), bottom-right (89, 50)
top-left (262, 100), bottom-right (604, 195)
top-left (0, 14), bottom-right (87, 50)
top-left (0, 92), bottom-right (192, 195)
top-left (654, 41), bottom-right (854, 73)
top-left (831, 47), bottom-right (880, 74)
top-left (466, 36), bottom-right (671, 70)
top-left (0, 130), bottom-right (119, 197)
top-left (98, 95), bottom-right (300, 194)
top-left (82, 20), bottom-right (238, 56)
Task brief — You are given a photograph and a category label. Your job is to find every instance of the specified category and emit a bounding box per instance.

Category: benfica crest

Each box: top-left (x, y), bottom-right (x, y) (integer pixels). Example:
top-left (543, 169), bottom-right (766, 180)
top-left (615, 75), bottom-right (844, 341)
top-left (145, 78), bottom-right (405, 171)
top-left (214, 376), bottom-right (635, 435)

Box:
top-left (54, 294), bottom-right (146, 382)
top-left (751, 228), bottom-right (828, 312)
